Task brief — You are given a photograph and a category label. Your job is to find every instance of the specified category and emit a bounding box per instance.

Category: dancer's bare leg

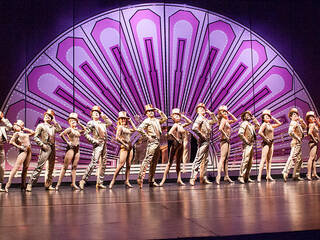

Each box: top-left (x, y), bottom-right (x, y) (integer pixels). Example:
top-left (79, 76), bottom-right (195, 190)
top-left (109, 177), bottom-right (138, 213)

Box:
top-left (258, 145), bottom-right (268, 182)
top-left (71, 151), bottom-right (80, 189)
top-left (182, 139), bottom-right (188, 173)
top-left (124, 149), bottom-right (133, 187)
top-left (176, 146), bottom-right (184, 185)
top-left (223, 143), bottom-right (233, 182)
top-left (109, 149), bottom-right (128, 189)
top-left (160, 144), bottom-right (178, 186)
top-left (266, 144), bottom-right (274, 180)
top-left (56, 149), bottom-right (73, 190)
top-left (4, 152), bottom-right (27, 191)
top-left (216, 142), bottom-right (229, 184)
top-left (307, 144), bottom-right (317, 180)
top-left (159, 161), bottom-right (173, 186)
top-left (21, 150), bottom-right (31, 190)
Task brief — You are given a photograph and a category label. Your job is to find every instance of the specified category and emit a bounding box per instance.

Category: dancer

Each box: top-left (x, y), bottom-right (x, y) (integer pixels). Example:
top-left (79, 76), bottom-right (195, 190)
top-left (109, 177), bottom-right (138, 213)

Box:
top-left (305, 111), bottom-right (320, 180)
top-left (0, 112), bottom-right (12, 191)
top-left (282, 108), bottom-right (307, 181)
top-left (216, 105), bottom-right (237, 184)
top-left (136, 104), bottom-right (167, 188)
top-left (79, 106), bottom-right (112, 190)
top-left (109, 111), bottom-right (137, 189)
top-left (257, 110), bottom-right (282, 182)
top-left (159, 108), bottom-right (192, 186)
top-left (0, 120), bottom-right (34, 192)
top-left (26, 109), bottom-right (62, 191)
top-left (55, 113), bottom-right (86, 190)
top-left (190, 103), bottom-right (218, 185)
top-left (238, 110), bottom-right (260, 184)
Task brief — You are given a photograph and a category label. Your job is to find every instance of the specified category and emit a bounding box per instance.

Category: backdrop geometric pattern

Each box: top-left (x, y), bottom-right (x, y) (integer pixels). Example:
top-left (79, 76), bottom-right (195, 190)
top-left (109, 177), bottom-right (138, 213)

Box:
top-left (2, 3), bottom-right (316, 173)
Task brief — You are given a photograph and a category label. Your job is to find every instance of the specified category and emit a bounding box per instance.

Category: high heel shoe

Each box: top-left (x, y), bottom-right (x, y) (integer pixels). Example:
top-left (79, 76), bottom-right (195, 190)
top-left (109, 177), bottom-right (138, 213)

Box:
top-left (71, 184), bottom-right (80, 190)
top-left (55, 185), bottom-right (60, 191)
top-left (238, 177), bottom-right (245, 184)
top-left (224, 176), bottom-right (234, 183)
top-left (26, 184), bottom-right (32, 192)
top-left (109, 180), bottom-right (115, 189)
top-left (312, 174), bottom-right (320, 180)
top-left (79, 180), bottom-right (85, 190)
top-left (159, 180), bottom-right (165, 187)
top-left (96, 183), bottom-right (107, 189)
top-left (149, 181), bottom-right (159, 187)
top-left (282, 173), bottom-right (288, 182)
top-left (200, 177), bottom-right (212, 184)
top-left (189, 178), bottom-right (195, 186)
top-left (137, 178), bottom-right (143, 188)
top-left (266, 176), bottom-right (275, 181)
top-left (247, 178), bottom-right (255, 183)
top-left (215, 175), bottom-right (221, 185)
top-left (177, 180), bottom-right (185, 186)
top-left (0, 187), bottom-right (8, 193)
top-left (125, 181), bottom-right (133, 188)
top-left (46, 185), bottom-right (55, 191)
top-left (293, 176), bottom-right (304, 181)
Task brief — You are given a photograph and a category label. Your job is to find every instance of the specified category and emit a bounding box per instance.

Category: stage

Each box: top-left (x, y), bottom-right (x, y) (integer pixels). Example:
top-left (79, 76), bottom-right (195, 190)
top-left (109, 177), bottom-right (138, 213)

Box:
top-left (1, 179), bottom-right (320, 239)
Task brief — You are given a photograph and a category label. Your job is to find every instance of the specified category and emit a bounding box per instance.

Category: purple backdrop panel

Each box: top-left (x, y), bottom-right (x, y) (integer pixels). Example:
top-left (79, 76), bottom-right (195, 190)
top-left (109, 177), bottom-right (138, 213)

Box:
top-left (90, 17), bottom-right (146, 115)
top-left (129, 9), bottom-right (165, 110)
top-left (168, 10), bottom-right (200, 108)
top-left (186, 20), bottom-right (236, 113)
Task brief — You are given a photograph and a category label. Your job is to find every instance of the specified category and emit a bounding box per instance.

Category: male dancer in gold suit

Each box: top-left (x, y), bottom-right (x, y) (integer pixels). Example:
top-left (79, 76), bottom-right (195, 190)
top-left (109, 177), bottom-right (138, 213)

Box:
top-left (282, 108), bottom-right (307, 181)
top-left (137, 104), bottom-right (167, 188)
top-left (190, 103), bottom-right (218, 185)
top-left (79, 106), bottom-right (112, 189)
top-left (238, 110), bottom-right (260, 184)
top-left (27, 109), bottom-right (62, 191)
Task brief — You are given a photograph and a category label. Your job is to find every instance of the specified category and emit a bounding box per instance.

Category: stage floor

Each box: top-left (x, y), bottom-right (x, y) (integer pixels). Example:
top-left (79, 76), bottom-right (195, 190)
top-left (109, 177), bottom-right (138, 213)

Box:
top-left (1, 180), bottom-right (320, 239)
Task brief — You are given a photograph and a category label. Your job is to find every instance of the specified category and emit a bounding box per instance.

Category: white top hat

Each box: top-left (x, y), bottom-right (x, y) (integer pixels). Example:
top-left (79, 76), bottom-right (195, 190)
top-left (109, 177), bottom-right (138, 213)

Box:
top-left (171, 108), bottom-right (181, 116)
top-left (218, 105), bottom-right (228, 112)
top-left (261, 109), bottom-right (271, 118)
top-left (14, 120), bottom-right (24, 128)
top-left (67, 112), bottom-right (79, 122)
top-left (118, 111), bottom-right (130, 119)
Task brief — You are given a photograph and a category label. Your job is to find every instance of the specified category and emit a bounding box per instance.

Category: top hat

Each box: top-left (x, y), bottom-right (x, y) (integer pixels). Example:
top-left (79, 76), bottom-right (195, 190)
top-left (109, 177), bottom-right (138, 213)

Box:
top-left (306, 111), bottom-right (316, 122)
top-left (288, 107), bottom-right (299, 118)
top-left (44, 109), bottom-right (55, 119)
top-left (171, 108), bottom-right (181, 116)
top-left (14, 120), bottom-right (24, 129)
top-left (241, 110), bottom-right (252, 121)
top-left (261, 109), bottom-right (272, 119)
top-left (91, 106), bottom-right (101, 115)
top-left (118, 111), bottom-right (130, 119)
top-left (144, 104), bottom-right (156, 114)
top-left (196, 103), bottom-right (206, 111)
top-left (67, 112), bottom-right (79, 122)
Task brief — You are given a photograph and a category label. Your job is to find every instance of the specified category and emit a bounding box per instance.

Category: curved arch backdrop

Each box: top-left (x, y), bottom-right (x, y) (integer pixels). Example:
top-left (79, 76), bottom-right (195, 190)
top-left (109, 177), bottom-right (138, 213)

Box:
top-left (2, 3), bottom-right (317, 177)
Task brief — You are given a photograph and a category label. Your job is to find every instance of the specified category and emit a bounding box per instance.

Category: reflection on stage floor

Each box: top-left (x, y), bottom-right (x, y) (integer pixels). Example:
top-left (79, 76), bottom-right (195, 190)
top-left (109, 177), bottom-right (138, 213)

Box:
top-left (0, 180), bottom-right (320, 239)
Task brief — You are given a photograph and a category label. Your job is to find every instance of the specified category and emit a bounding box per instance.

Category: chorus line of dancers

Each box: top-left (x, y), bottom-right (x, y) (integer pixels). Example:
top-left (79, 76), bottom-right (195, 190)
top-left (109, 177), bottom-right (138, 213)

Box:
top-left (0, 103), bottom-right (319, 192)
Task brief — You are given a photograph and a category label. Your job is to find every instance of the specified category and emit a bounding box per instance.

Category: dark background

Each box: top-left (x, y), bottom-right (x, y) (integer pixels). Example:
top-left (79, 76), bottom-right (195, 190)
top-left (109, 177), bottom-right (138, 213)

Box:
top-left (1, 0), bottom-right (319, 110)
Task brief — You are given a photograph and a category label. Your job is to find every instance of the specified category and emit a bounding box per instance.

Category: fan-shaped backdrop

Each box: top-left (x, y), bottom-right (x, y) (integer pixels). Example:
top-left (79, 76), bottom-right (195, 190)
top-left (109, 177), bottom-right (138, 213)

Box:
top-left (2, 3), bottom-right (317, 179)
